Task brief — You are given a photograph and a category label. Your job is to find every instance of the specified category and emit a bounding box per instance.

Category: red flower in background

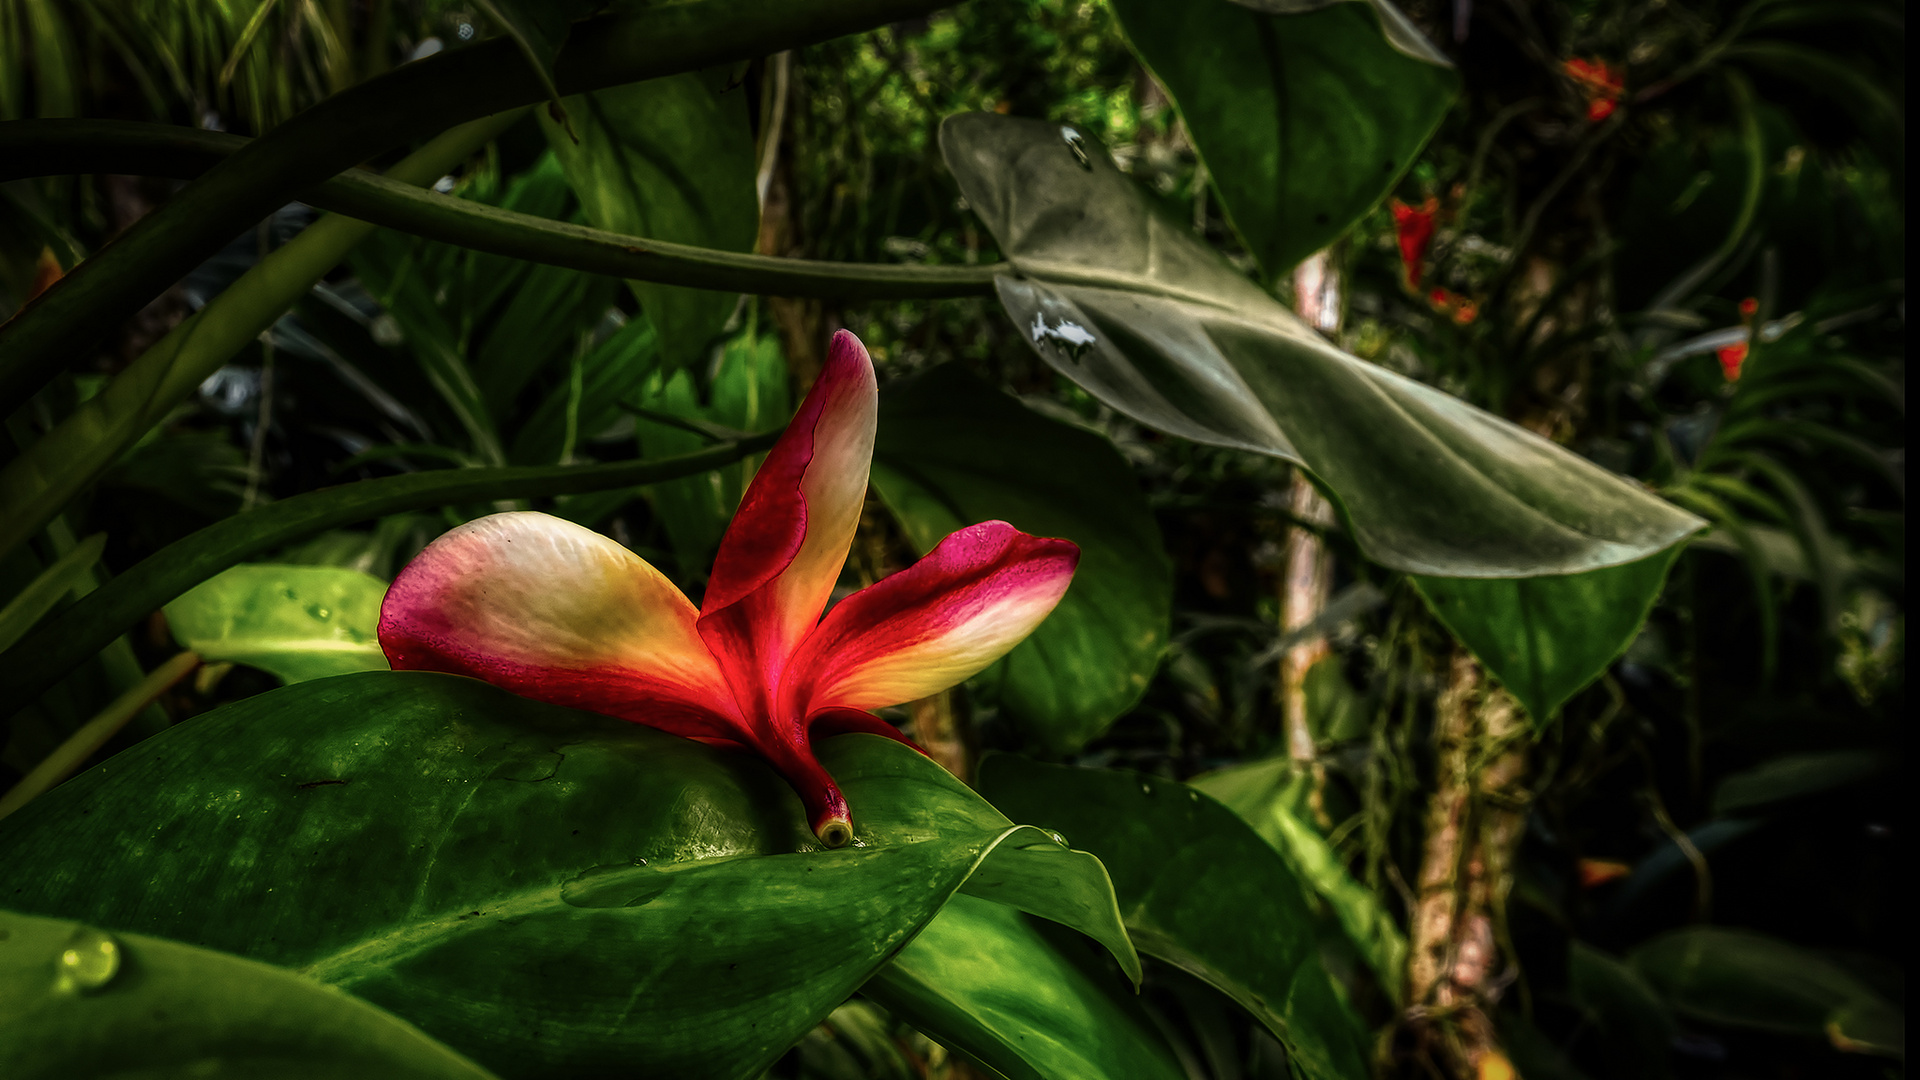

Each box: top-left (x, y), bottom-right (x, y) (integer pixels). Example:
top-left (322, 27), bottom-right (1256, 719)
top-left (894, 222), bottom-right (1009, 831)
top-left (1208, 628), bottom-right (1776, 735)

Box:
top-left (1429, 287), bottom-right (1479, 325)
top-left (1565, 57), bottom-right (1624, 122)
top-left (1391, 197), bottom-right (1439, 289)
top-left (379, 331), bottom-right (1079, 846)
top-left (1718, 296), bottom-right (1760, 381)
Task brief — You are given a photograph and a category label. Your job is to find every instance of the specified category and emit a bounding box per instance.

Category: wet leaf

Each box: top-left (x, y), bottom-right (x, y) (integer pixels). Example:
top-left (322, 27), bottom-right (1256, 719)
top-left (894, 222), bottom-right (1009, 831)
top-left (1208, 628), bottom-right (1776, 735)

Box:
top-left (541, 72), bottom-right (759, 373)
top-left (0, 673), bottom-right (1131, 1078)
top-left (473, 0), bottom-right (597, 135)
top-left (164, 564), bottom-right (390, 683)
top-left (1410, 546), bottom-right (1684, 722)
top-left (0, 908), bottom-right (499, 1080)
top-left (1109, 0), bottom-right (1456, 275)
top-left (1631, 927), bottom-right (1903, 1059)
top-left (979, 754), bottom-right (1371, 1080)
top-left (940, 113), bottom-right (1704, 579)
top-left (872, 364), bottom-right (1171, 752)
top-left (865, 895), bottom-right (1185, 1080)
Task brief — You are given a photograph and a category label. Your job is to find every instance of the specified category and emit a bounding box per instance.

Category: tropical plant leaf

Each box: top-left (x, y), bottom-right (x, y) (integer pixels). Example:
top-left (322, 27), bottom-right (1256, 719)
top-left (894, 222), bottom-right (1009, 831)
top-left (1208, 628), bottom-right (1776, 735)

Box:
top-left (1108, 0), bottom-right (1456, 276)
top-left (864, 894), bottom-right (1185, 1080)
top-left (163, 564), bottom-right (390, 684)
top-left (871, 364), bottom-right (1172, 752)
top-left (1410, 546), bottom-right (1685, 723)
top-left (0, 673), bottom-right (1135, 1077)
top-left (0, 907), bottom-right (500, 1080)
top-left (1710, 749), bottom-right (1888, 817)
top-left (541, 72), bottom-right (759, 372)
top-left (939, 112), bottom-right (1704, 579)
top-left (472, 0), bottom-right (598, 135)
top-left (979, 754), bottom-right (1372, 1080)
top-left (1630, 927), bottom-right (1904, 1059)
top-left (1568, 941), bottom-right (1677, 1080)
top-left (510, 311), bottom-right (660, 467)
top-left (1188, 756), bottom-right (1406, 1000)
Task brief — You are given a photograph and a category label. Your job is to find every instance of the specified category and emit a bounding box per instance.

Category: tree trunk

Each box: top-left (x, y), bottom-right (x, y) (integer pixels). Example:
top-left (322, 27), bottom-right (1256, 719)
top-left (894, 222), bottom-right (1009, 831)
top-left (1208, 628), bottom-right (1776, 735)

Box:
top-left (1405, 651), bottom-right (1529, 1079)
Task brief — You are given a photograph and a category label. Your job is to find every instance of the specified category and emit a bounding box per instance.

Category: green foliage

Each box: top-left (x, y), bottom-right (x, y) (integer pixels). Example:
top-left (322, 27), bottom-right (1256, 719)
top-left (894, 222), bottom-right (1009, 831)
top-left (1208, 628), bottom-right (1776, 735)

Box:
top-left (1630, 928), bottom-right (1904, 1058)
top-left (541, 72), bottom-right (760, 373)
top-left (164, 564), bottom-right (389, 683)
top-left (1190, 757), bottom-right (1407, 1000)
top-left (0, 673), bottom-right (1129, 1078)
top-left (1411, 546), bottom-right (1686, 723)
top-left (980, 754), bottom-right (1373, 1080)
top-left (0, 908), bottom-right (500, 1080)
top-left (866, 894), bottom-right (1187, 1080)
top-left (871, 364), bottom-right (1172, 752)
top-left (1109, 0), bottom-right (1457, 277)
top-left (939, 112), bottom-right (1703, 578)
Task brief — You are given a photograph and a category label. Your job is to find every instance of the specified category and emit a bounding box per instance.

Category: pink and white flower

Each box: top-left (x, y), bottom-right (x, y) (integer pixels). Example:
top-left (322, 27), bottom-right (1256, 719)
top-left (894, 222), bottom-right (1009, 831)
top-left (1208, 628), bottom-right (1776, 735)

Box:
top-left (379, 331), bottom-right (1078, 847)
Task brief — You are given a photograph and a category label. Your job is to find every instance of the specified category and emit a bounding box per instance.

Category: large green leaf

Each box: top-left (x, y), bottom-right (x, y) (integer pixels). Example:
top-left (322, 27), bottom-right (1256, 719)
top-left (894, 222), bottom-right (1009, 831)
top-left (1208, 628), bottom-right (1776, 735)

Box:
top-left (979, 755), bottom-right (1371, 1080)
top-left (164, 564), bottom-right (390, 684)
top-left (864, 894), bottom-right (1185, 1080)
top-left (0, 672), bottom-right (1133, 1077)
top-left (1188, 756), bottom-right (1406, 1001)
top-left (871, 364), bottom-right (1172, 752)
top-left (1, 908), bottom-right (498, 1080)
top-left (1109, 0), bottom-right (1456, 276)
top-left (939, 113), bottom-right (1704, 579)
top-left (1410, 546), bottom-right (1685, 723)
top-left (1630, 928), bottom-right (1904, 1059)
top-left (542, 72), bottom-right (759, 372)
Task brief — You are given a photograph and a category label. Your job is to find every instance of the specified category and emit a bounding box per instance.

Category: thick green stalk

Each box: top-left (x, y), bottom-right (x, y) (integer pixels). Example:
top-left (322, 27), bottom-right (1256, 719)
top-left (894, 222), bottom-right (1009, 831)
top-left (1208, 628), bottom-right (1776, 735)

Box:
top-left (0, 0), bottom-right (956, 417)
top-left (0, 112), bottom-right (522, 566)
top-left (1, 121), bottom-right (1003, 300)
top-left (0, 434), bottom-right (777, 708)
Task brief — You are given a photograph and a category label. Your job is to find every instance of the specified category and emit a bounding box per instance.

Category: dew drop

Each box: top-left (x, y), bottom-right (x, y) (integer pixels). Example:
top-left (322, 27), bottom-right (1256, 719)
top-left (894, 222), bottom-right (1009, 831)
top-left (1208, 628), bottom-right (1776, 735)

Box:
top-left (1048, 830), bottom-right (1069, 847)
top-left (56, 926), bottom-right (121, 995)
top-left (1139, 782), bottom-right (1154, 796)
top-left (305, 603), bottom-right (332, 621)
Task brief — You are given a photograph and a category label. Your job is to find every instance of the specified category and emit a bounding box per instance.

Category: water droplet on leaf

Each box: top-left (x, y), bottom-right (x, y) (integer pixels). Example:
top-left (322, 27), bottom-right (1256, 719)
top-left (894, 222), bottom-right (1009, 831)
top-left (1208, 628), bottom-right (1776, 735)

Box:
top-left (56, 926), bottom-right (121, 994)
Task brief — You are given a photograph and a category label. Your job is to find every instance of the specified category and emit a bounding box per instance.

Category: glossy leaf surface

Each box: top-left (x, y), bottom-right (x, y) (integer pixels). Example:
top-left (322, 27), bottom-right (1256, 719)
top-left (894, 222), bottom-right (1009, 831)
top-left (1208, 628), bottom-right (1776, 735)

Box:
top-left (1189, 756), bottom-right (1406, 999)
top-left (1109, 0), bottom-right (1456, 275)
top-left (1, 908), bottom-right (499, 1080)
top-left (940, 113), bottom-right (1704, 578)
top-left (542, 72), bottom-right (759, 372)
top-left (164, 564), bottom-right (390, 683)
top-left (866, 894), bottom-right (1185, 1080)
top-left (1411, 546), bottom-right (1685, 722)
top-left (979, 754), bottom-right (1371, 1080)
top-left (1710, 749), bottom-right (1887, 817)
top-left (1631, 928), bottom-right (1903, 1058)
top-left (0, 673), bottom-right (1130, 1078)
top-left (871, 364), bottom-right (1171, 751)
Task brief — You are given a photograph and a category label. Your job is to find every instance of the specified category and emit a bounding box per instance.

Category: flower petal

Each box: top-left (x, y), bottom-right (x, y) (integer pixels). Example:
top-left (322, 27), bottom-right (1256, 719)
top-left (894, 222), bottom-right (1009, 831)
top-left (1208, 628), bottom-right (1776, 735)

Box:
top-left (699, 330), bottom-right (877, 716)
top-left (785, 521), bottom-right (1079, 716)
top-left (379, 512), bottom-right (742, 738)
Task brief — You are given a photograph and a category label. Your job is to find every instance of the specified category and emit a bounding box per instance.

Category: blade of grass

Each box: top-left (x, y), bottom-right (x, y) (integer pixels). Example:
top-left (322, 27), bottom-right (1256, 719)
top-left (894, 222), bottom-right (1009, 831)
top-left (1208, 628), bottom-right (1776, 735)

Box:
top-left (0, 532), bottom-right (104, 653)
top-left (0, 650), bottom-right (201, 822)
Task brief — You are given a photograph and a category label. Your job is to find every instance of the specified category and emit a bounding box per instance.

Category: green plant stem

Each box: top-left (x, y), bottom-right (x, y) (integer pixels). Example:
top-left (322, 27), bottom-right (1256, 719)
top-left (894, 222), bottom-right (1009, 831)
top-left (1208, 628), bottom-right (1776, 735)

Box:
top-left (1, 121), bottom-right (1004, 300)
top-left (0, 650), bottom-right (202, 823)
top-left (0, 434), bottom-right (777, 708)
top-left (0, 0), bottom-right (958, 417)
top-left (0, 112), bottom-right (522, 567)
